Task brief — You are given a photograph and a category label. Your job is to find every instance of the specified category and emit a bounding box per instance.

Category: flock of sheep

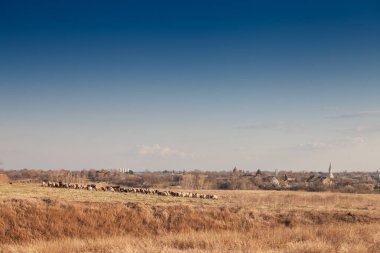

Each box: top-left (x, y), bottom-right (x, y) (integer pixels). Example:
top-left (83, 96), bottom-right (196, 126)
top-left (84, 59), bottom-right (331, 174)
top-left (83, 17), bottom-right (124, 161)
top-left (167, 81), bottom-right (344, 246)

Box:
top-left (42, 181), bottom-right (218, 200)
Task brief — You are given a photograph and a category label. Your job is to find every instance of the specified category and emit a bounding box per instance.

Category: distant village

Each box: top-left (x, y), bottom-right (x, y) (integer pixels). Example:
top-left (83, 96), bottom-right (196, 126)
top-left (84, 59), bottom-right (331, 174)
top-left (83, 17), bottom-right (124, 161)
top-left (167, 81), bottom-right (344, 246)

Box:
top-left (228, 164), bottom-right (380, 192)
top-left (1, 164), bottom-right (380, 193)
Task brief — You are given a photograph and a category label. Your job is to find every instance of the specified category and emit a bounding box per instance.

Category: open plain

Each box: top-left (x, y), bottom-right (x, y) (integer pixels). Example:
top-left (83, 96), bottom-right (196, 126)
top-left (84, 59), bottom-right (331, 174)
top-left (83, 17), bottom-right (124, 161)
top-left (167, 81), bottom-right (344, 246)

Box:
top-left (0, 183), bottom-right (380, 253)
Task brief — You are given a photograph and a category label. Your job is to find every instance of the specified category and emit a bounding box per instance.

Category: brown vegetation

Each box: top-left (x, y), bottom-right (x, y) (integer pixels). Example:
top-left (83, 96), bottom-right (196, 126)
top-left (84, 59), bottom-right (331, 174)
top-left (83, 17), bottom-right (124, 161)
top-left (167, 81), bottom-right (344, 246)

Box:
top-left (2, 226), bottom-right (380, 253)
top-left (2, 196), bottom-right (378, 245)
top-left (0, 184), bottom-right (380, 252)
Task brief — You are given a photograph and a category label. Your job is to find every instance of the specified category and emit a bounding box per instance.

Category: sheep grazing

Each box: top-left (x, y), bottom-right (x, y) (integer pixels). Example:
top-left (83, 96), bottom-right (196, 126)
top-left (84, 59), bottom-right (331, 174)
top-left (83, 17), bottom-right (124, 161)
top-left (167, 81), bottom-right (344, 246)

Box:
top-left (42, 181), bottom-right (218, 200)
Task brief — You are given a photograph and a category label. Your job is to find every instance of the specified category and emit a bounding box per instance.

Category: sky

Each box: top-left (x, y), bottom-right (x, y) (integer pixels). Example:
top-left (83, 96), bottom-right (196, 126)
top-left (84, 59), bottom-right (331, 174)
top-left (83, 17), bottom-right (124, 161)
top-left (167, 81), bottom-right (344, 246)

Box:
top-left (0, 0), bottom-right (379, 171)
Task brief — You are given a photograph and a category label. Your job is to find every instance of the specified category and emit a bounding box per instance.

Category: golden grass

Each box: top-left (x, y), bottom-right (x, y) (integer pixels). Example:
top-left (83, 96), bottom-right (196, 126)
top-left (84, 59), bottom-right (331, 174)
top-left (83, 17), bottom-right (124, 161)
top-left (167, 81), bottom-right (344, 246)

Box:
top-left (1, 183), bottom-right (380, 252)
top-left (2, 226), bottom-right (380, 253)
top-left (1, 183), bottom-right (380, 211)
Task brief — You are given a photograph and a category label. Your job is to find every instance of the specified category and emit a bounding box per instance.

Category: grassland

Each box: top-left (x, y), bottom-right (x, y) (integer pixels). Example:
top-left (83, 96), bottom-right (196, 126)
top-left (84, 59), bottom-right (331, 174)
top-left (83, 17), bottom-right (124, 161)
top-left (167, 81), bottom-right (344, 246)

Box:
top-left (1, 183), bottom-right (380, 252)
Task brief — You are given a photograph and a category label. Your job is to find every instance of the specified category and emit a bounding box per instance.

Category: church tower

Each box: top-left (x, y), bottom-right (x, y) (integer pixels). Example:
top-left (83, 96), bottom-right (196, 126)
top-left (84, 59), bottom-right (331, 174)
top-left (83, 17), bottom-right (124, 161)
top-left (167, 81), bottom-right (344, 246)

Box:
top-left (328, 162), bottom-right (334, 179)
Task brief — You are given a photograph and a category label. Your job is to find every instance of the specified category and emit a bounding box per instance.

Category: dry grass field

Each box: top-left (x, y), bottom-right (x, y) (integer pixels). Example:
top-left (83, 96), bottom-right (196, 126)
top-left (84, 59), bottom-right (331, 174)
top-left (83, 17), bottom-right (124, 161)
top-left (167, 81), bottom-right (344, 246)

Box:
top-left (1, 183), bottom-right (380, 253)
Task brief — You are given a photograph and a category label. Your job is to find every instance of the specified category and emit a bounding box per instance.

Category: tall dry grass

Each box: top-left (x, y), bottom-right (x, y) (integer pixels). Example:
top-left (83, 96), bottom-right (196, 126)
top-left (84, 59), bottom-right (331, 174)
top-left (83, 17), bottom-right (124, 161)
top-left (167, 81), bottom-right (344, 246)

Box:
top-left (1, 225), bottom-right (380, 253)
top-left (0, 184), bottom-right (380, 252)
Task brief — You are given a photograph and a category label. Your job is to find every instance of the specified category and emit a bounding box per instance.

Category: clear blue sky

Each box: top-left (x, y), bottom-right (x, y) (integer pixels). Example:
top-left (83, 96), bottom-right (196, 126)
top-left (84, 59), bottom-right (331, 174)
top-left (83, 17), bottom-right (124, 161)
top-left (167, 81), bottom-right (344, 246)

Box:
top-left (0, 0), bottom-right (379, 171)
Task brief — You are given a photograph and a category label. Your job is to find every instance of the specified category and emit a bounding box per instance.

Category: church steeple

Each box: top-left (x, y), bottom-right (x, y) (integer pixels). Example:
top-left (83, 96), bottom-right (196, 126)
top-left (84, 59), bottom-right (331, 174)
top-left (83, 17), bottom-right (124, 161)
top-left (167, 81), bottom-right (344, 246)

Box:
top-left (328, 162), bottom-right (334, 179)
